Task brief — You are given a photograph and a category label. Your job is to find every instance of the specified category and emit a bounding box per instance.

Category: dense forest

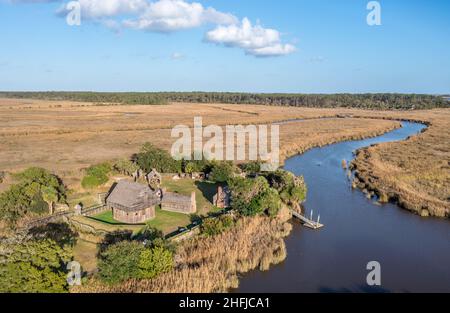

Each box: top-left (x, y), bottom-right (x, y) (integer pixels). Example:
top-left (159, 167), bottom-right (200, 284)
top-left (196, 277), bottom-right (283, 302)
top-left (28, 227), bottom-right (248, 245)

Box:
top-left (0, 91), bottom-right (448, 110)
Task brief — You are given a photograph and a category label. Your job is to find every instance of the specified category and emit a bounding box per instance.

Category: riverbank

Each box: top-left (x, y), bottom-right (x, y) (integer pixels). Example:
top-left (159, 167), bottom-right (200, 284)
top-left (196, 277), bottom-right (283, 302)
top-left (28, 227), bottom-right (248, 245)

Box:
top-left (347, 110), bottom-right (449, 218)
top-left (237, 121), bottom-right (450, 293)
top-left (72, 210), bottom-right (292, 293)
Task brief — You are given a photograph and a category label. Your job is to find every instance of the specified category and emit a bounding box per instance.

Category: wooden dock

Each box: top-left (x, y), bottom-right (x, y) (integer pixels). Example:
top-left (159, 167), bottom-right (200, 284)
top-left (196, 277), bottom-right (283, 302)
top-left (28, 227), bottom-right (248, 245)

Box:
top-left (291, 210), bottom-right (324, 229)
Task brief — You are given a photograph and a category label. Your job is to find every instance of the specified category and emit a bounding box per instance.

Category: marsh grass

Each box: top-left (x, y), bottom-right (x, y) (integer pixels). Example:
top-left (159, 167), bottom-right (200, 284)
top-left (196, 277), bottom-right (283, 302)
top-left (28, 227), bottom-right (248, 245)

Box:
top-left (72, 212), bottom-right (293, 293)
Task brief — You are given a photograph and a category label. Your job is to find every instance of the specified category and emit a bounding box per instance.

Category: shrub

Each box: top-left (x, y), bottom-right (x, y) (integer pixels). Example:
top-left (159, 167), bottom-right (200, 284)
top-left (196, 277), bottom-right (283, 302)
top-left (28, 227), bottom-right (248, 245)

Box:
top-left (209, 161), bottom-right (236, 183)
top-left (202, 215), bottom-right (235, 236)
top-left (239, 161), bottom-right (261, 174)
top-left (113, 159), bottom-right (139, 176)
top-left (81, 175), bottom-right (104, 189)
top-left (0, 167), bottom-right (67, 226)
top-left (184, 162), bottom-right (196, 175)
top-left (98, 241), bottom-right (144, 284)
top-left (228, 176), bottom-right (282, 217)
top-left (136, 143), bottom-right (181, 173)
top-left (265, 170), bottom-right (307, 206)
top-left (138, 246), bottom-right (174, 279)
top-left (0, 237), bottom-right (73, 293)
top-left (81, 163), bottom-right (111, 189)
top-left (98, 240), bottom-right (174, 284)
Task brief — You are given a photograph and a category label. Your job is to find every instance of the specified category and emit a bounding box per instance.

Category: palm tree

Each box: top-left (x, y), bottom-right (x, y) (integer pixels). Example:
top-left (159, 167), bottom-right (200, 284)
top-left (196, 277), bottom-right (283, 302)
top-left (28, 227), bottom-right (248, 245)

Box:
top-left (42, 186), bottom-right (58, 215)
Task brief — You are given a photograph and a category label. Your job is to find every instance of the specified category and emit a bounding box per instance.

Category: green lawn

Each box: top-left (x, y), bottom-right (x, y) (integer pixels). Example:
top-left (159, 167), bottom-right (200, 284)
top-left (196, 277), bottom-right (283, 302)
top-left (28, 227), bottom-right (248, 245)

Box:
top-left (161, 177), bottom-right (219, 216)
top-left (89, 207), bottom-right (191, 234)
top-left (89, 210), bottom-right (128, 225)
top-left (145, 207), bottom-right (191, 234)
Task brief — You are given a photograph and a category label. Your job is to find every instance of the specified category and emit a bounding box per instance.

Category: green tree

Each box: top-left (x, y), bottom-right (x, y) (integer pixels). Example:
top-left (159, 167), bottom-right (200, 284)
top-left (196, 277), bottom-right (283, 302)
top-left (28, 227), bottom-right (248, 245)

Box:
top-left (209, 161), bottom-right (236, 183)
top-left (184, 162), bottom-right (195, 175)
top-left (136, 143), bottom-right (181, 173)
top-left (0, 167), bottom-right (67, 226)
top-left (42, 186), bottom-right (58, 215)
top-left (239, 161), bottom-right (261, 174)
top-left (201, 215), bottom-right (235, 236)
top-left (97, 241), bottom-right (144, 284)
top-left (259, 188), bottom-right (282, 217)
top-left (113, 158), bottom-right (139, 177)
top-left (265, 170), bottom-right (307, 208)
top-left (138, 246), bottom-right (173, 279)
top-left (228, 176), bottom-right (282, 216)
top-left (0, 238), bottom-right (72, 293)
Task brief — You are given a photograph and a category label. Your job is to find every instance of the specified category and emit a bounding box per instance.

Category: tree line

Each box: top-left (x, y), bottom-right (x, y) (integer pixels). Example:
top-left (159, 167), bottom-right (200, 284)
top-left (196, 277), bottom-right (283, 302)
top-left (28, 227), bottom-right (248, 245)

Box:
top-left (0, 91), bottom-right (448, 110)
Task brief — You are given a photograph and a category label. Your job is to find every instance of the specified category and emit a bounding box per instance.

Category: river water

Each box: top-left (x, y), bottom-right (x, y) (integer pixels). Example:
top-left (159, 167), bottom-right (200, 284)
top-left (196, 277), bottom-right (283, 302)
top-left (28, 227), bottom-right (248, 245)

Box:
top-left (237, 122), bottom-right (450, 293)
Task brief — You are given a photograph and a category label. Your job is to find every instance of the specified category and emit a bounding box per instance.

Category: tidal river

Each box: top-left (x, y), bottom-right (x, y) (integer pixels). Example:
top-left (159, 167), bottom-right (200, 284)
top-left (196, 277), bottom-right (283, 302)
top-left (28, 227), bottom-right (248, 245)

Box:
top-left (237, 121), bottom-right (450, 293)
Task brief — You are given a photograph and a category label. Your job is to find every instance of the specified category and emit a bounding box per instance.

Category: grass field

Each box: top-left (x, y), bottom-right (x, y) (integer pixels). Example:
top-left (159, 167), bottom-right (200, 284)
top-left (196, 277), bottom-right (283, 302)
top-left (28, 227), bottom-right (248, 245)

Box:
top-left (0, 98), bottom-right (448, 218)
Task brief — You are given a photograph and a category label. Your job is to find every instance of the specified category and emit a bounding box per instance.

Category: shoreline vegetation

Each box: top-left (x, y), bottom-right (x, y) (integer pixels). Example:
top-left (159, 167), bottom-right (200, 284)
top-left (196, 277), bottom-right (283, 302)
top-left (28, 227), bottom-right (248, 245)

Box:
top-left (0, 91), bottom-right (448, 110)
top-left (343, 111), bottom-right (449, 219)
top-left (73, 212), bottom-right (292, 293)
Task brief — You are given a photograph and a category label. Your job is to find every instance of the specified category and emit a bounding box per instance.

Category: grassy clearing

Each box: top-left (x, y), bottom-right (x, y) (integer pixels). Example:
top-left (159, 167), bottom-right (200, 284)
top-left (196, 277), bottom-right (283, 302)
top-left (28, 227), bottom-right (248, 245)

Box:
top-left (161, 177), bottom-right (219, 216)
top-left (145, 207), bottom-right (191, 234)
top-left (72, 239), bottom-right (98, 274)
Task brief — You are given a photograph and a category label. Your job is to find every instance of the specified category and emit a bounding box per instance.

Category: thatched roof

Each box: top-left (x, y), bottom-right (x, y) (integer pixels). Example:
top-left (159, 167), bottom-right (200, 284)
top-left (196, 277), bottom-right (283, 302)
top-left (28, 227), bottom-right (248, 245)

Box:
top-left (107, 180), bottom-right (160, 212)
top-left (161, 192), bottom-right (192, 205)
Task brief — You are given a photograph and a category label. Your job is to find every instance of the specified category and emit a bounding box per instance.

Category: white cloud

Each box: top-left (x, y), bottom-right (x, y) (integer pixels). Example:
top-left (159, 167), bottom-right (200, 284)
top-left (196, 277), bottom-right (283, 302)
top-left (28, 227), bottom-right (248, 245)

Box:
top-left (171, 52), bottom-right (185, 60)
top-left (57, 0), bottom-right (147, 19)
top-left (205, 18), bottom-right (295, 57)
top-left (9, 0), bottom-right (296, 58)
top-left (123, 0), bottom-right (237, 32)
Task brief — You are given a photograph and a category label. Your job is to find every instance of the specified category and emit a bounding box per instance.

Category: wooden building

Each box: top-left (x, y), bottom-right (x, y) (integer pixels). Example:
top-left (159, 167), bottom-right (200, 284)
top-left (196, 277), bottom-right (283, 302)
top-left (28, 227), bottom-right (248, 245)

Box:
top-left (106, 180), bottom-right (160, 224)
top-left (161, 190), bottom-right (197, 214)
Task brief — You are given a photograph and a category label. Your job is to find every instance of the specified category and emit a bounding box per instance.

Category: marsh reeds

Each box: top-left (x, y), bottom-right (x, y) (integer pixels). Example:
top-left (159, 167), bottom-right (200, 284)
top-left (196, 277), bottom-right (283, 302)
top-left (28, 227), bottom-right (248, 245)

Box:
top-left (73, 212), bottom-right (293, 293)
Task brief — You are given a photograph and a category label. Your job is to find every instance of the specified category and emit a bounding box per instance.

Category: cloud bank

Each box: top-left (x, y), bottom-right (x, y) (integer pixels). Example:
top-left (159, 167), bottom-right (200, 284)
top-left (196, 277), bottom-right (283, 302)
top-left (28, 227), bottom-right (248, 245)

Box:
top-left (14, 0), bottom-right (296, 57)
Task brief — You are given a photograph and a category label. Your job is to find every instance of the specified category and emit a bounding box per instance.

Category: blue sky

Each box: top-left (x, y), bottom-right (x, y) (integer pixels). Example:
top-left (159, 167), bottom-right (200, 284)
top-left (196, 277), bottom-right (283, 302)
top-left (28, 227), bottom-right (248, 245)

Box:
top-left (0, 0), bottom-right (449, 93)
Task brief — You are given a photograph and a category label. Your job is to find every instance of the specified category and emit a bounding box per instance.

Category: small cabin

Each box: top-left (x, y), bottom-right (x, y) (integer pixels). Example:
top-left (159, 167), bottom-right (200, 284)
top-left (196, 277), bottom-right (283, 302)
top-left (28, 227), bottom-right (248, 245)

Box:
top-left (161, 191), bottom-right (197, 214)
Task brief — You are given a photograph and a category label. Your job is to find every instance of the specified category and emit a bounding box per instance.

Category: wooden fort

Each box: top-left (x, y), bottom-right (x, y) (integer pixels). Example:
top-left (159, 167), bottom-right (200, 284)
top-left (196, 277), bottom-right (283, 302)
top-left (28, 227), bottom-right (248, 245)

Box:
top-left (106, 180), bottom-right (160, 224)
top-left (106, 173), bottom-right (197, 224)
